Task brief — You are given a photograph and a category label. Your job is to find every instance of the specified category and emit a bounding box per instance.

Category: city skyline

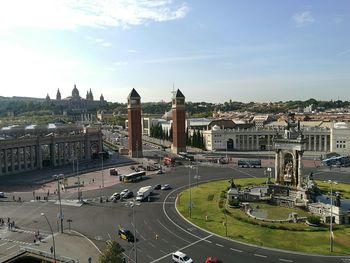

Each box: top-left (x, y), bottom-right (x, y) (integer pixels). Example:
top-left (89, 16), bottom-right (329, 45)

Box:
top-left (0, 0), bottom-right (349, 103)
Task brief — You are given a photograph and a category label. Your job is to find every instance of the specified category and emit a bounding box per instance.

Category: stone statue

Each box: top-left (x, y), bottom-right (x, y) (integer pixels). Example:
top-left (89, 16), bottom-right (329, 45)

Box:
top-left (334, 192), bottom-right (341, 207)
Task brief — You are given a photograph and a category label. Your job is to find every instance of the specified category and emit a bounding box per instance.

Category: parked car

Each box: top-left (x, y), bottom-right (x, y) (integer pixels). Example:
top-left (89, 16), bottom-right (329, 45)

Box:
top-left (123, 191), bottom-right (134, 199)
top-left (110, 192), bottom-right (120, 201)
top-left (156, 170), bottom-right (164, 174)
top-left (118, 228), bottom-right (134, 242)
top-left (0, 192), bottom-right (5, 198)
top-left (153, 184), bottom-right (161, 190)
top-left (172, 251), bottom-right (193, 263)
top-left (205, 257), bottom-right (223, 263)
top-left (161, 184), bottom-right (171, 190)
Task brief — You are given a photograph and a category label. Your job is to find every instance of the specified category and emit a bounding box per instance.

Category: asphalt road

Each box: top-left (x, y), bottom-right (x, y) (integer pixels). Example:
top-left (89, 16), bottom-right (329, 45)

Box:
top-left (1, 164), bottom-right (350, 263)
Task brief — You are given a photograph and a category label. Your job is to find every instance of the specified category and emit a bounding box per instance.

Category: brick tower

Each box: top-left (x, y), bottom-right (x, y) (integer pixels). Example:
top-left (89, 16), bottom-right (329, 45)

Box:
top-left (127, 88), bottom-right (143, 158)
top-left (172, 89), bottom-right (186, 154)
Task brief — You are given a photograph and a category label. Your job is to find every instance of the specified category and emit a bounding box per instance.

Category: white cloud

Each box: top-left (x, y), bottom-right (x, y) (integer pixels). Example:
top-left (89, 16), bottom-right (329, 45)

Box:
top-left (292, 11), bottom-right (314, 27)
top-left (0, 0), bottom-right (189, 32)
top-left (127, 49), bottom-right (137, 53)
top-left (86, 36), bottom-right (112, 47)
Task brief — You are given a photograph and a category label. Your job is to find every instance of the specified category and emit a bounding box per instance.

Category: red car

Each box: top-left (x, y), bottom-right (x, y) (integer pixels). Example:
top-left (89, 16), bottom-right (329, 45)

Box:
top-left (205, 257), bottom-right (223, 263)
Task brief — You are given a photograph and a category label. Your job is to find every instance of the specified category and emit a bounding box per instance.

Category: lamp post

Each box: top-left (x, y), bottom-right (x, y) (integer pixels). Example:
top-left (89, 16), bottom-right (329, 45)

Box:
top-left (99, 152), bottom-right (104, 188)
top-left (41, 213), bottom-right (56, 263)
top-left (126, 200), bottom-right (140, 263)
top-left (54, 174), bottom-right (64, 233)
top-left (327, 180), bottom-right (337, 252)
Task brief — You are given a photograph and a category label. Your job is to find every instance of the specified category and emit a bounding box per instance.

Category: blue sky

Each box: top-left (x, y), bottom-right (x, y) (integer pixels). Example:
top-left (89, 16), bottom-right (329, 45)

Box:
top-left (0, 0), bottom-right (349, 103)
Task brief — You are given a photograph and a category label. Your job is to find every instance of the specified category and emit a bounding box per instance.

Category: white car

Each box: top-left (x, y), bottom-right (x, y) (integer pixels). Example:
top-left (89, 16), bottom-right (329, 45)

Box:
top-left (0, 192), bottom-right (5, 198)
top-left (110, 192), bottom-right (120, 201)
top-left (120, 189), bottom-right (129, 197)
top-left (172, 251), bottom-right (193, 263)
top-left (161, 184), bottom-right (171, 190)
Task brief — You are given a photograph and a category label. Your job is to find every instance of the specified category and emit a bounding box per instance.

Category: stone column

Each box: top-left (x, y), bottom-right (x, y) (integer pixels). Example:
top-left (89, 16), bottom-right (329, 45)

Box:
top-left (256, 135), bottom-right (259, 150)
top-left (297, 151), bottom-right (303, 188)
top-left (308, 135), bottom-right (311, 151)
top-left (319, 135), bottom-right (322, 152)
top-left (18, 148), bottom-right (22, 171)
top-left (23, 147), bottom-right (27, 170)
top-left (32, 146), bottom-right (36, 169)
top-left (275, 150), bottom-right (279, 183)
top-left (324, 135), bottom-right (328, 152)
top-left (57, 143), bottom-right (62, 166)
top-left (11, 148), bottom-right (16, 173)
top-left (4, 149), bottom-right (8, 173)
top-left (0, 150), bottom-right (2, 176)
top-left (313, 135), bottom-right (317, 151)
top-left (267, 135), bottom-right (271, 150)
top-left (37, 144), bottom-right (43, 170)
top-left (80, 141), bottom-right (84, 160)
top-left (50, 143), bottom-right (55, 167)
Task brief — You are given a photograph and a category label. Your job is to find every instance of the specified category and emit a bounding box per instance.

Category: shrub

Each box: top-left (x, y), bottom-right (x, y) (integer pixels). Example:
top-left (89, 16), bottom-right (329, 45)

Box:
top-left (307, 215), bottom-right (321, 225)
top-left (229, 199), bottom-right (240, 207)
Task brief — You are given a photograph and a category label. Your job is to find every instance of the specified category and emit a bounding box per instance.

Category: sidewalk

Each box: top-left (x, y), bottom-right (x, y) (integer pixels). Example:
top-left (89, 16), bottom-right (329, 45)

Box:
top-left (32, 230), bottom-right (101, 262)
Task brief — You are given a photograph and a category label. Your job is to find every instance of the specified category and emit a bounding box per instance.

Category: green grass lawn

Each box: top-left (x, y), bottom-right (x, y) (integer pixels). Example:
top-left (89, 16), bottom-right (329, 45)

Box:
top-left (177, 178), bottom-right (350, 255)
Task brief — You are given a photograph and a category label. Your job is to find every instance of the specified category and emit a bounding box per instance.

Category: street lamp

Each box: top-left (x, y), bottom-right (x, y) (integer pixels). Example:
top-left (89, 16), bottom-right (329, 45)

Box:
top-left (54, 174), bottom-right (64, 233)
top-left (187, 161), bottom-right (196, 218)
top-left (325, 180), bottom-right (337, 252)
top-left (99, 151), bottom-right (104, 188)
top-left (41, 213), bottom-right (56, 263)
top-left (125, 200), bottom-right (140, 263)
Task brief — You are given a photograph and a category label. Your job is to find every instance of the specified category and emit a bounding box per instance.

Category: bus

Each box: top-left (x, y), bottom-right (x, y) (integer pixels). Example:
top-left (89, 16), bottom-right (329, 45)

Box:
top-left (123, 171), bottom-right (146, 183)
top-left (238, 159), bottom-right (262, 168)
top-left (322, 155), bottom-right (350, 167)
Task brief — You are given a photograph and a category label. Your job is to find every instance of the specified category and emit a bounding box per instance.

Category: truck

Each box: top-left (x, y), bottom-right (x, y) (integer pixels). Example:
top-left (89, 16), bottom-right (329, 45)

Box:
top-left (136, 186), bottom-right (153, 201)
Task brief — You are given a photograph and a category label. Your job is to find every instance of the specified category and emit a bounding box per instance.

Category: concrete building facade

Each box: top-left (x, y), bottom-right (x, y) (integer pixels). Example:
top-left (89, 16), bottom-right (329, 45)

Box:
top-left (0, 125), bottom-right (102, 176)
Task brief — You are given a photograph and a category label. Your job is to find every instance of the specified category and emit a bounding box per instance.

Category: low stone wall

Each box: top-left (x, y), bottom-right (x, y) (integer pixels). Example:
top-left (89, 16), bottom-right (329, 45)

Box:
top-left (245, 208), bottom-right (307, 223)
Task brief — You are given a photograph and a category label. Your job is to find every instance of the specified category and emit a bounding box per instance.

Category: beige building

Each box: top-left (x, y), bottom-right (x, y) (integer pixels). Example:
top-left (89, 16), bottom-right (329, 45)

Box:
top-left (203, 121), bottom-right (350, 155)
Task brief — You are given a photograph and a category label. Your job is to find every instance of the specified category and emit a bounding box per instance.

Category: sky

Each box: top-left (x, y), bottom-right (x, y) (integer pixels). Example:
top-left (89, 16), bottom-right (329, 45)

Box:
top-left (0, 0), bottom-right (349, 103)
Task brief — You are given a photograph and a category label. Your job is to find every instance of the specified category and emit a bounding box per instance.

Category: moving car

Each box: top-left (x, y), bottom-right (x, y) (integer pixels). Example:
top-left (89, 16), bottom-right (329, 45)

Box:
top-left (110, 192), bottom-right (120, 201)
top-left (156, 170), bottom-right (164, 174)
top-left (123, 191), bottom-right (133, 199)
top-left (161, 184), bottom-right (171, 190)
top-left (118, 228), bottom-right (134, 242)
top-left (205, 257), bottom-right (223, 263)
top-left (172, 251), bottom-right (193, 263)
top-left (120, 189), bottom-right (129, 197)
top-left (0, 192), bottom-right (5, 198)
top-left (153, 184), bottom-right (161, 190)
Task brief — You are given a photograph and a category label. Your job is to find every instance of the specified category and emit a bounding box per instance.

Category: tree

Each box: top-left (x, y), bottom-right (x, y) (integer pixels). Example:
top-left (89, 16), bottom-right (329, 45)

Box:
top-left (99, 240), bottom-right (124, 263)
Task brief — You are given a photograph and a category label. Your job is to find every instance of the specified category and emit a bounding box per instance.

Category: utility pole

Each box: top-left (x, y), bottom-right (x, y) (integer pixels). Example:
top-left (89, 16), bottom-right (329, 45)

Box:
top-left (55, 174), bottom-right (64, 233)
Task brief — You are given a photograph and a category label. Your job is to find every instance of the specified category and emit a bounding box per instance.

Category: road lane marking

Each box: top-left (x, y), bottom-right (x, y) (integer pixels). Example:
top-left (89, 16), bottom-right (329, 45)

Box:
top-left (156, 219), bottom-right (191, 244)
top-left (0, 243), bottom-right (8, 247)
top-left (6, 244), bottom-right (17, 250)
top-left (161, 238), bottom-right (168, 243)
top-left (279, 259), bottom-right (293, 262)
top-left (254, 253), bottom-right (267, 258)
top-left (150, 234), bottom-right (212, 263)
top-left (107, 233), bottom-right (112, 240)
top-left (160, 249), bottom-right (167, 254)
top-left (139, 234), bottom-right (146, 241)
top-left (148, 242), bottom-right (156, 248)
top-left (216, 243), bottom-right (223, 247)
top-left (230, 248), bottom-right (242, 253)
top-left (146, 254), bottom-right (155, 260)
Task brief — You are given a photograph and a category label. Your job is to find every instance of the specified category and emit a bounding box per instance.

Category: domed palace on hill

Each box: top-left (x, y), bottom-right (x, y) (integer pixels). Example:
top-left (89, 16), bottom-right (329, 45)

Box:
top-left (45, 84), bottom-right (107, 121)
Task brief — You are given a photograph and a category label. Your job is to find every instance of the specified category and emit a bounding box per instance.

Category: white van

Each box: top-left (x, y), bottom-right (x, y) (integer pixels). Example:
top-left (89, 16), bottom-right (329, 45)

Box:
top-left (172, 251), bottom-right (193, 263)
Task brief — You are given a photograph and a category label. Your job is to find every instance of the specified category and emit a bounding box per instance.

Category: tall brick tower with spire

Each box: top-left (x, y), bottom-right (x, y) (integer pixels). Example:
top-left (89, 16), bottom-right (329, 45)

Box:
top-left (172, 89), bottom-right (186, 154)
top-left (127, 88), bottom-right (143, 158)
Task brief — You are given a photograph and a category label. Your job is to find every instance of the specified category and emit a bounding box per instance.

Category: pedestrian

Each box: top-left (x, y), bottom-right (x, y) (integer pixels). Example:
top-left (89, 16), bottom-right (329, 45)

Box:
top-left (12, 221), bottom-right (15, 228)
top-left (50, 246), bottom-right (53, 254)
top-left (33, 191), bottom-right (35, 198)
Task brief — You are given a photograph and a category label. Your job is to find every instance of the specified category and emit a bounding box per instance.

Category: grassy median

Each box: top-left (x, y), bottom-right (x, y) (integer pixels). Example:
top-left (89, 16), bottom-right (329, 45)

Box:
top-left (176, 178), bottom-right (350, 255)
